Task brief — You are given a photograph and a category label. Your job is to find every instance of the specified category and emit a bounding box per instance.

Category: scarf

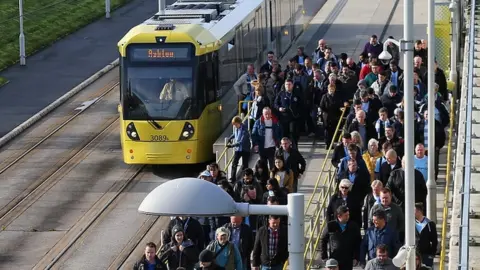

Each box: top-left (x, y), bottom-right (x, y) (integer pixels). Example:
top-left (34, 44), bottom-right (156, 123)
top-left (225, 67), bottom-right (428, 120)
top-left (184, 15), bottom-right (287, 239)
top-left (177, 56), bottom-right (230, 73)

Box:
top-left (375, 118), bottom-right (391, 138)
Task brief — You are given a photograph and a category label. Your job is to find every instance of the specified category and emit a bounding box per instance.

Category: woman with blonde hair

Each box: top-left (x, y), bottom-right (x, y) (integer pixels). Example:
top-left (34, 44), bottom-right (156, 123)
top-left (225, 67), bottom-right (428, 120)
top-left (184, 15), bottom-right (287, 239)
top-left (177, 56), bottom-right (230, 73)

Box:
top-left (249, 80), bottom-right (270, 128)
top-left (350, 131), bottom-right (364, 152)
top-left (363, 139), bottom-right (383, 182)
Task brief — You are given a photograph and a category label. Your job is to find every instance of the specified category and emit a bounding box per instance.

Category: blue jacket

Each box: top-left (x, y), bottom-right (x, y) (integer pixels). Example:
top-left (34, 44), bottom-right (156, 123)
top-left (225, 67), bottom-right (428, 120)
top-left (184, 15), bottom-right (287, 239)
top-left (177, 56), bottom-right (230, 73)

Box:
top-left (360, 225), bottom-right (400, 262)
top-left (229, 124), bottom-right (251, 152)
top-left (251, 115), bottom-right (282, 151)
top-left (206, 241), bottom-right (243, 270)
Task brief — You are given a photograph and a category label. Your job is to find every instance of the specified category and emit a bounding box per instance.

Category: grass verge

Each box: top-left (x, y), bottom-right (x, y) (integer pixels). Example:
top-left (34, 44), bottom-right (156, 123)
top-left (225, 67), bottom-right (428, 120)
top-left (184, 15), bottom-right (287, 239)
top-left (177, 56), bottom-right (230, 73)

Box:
top-left (0, 77), bottom-right (9, 88)
top-left (0, 0), bottom-right (132, 72)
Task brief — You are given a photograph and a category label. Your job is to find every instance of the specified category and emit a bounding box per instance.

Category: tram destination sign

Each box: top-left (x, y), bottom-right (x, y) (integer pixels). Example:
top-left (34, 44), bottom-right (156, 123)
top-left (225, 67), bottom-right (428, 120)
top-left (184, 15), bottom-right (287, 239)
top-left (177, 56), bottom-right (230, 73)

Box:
top-left (128, 45), bottom-right (191, 62)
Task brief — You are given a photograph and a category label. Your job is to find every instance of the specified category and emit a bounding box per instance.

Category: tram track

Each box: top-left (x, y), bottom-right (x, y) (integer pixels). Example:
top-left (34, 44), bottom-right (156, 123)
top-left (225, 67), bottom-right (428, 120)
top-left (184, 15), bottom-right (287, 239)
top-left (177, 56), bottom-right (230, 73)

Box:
top-left (0, 80), bottom-right (119, 225)
top-left (0, 118), bottom-right (120, 229)
top-left (0, 80), bottom-right (119, 171)
top-left (32, 165), bottom-right (146, 270)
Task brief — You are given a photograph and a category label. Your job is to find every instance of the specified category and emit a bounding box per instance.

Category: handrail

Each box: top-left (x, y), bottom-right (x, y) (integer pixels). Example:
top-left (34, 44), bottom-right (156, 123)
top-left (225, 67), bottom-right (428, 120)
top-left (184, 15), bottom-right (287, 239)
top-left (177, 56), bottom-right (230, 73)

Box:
top-left (304, 107), bottom-right (348, 214)
top-left (215, 100), bottom-right (253, 176)
top-left (439, 93), bottom-right (456, 270)
top-left (282, 106), bottom-right (348, 270)
top-left (307, 171), bottom-right (338, 269)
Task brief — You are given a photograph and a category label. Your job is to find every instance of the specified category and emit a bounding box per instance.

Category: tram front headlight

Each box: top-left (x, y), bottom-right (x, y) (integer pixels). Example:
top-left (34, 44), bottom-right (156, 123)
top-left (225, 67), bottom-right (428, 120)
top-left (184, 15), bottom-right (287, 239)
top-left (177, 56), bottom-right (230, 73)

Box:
top-left (179, 122), bottom-right (194, 140)
top-left (126, 122), bottom-right (141, 141)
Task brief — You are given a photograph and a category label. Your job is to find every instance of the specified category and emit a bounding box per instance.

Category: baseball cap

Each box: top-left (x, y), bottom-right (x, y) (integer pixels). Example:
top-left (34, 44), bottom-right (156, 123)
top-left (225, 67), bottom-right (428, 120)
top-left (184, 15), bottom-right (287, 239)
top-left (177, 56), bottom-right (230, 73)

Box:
top-left (325, 258), bottom-right (339, 268)
top-left (200, 170), bottom-right (212, 177)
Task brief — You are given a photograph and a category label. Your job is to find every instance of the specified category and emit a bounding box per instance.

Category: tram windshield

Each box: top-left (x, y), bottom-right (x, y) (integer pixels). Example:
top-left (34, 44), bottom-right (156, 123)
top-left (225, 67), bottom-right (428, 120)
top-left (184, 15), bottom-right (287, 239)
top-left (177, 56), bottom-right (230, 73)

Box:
top-left (122, 43), bottom-right (197, 120)
top-left (125, 65), bottom-right (194, 120)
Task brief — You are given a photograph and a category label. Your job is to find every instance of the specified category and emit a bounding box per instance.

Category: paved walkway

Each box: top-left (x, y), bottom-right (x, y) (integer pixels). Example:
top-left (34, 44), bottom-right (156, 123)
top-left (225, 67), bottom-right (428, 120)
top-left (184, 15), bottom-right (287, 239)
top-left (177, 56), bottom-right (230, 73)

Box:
top-left (0, 0), bottom-right (177, 137)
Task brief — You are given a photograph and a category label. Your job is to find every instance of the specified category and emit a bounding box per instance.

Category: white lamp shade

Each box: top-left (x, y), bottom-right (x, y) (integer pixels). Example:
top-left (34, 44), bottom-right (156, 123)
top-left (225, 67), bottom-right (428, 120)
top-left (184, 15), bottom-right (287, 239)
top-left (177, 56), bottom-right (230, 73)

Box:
top-left (392, 248), bottom-right (409, 267)
top-left (378, 51), bottom-right (393, 61)
top-left (138, 177), bottom-right (238, 216)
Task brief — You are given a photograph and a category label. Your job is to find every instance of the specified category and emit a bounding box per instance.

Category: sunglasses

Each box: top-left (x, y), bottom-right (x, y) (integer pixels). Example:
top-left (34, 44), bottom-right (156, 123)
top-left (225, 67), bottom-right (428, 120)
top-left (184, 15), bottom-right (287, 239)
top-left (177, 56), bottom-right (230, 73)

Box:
top-left (340, 186), bottom-right (349, 189)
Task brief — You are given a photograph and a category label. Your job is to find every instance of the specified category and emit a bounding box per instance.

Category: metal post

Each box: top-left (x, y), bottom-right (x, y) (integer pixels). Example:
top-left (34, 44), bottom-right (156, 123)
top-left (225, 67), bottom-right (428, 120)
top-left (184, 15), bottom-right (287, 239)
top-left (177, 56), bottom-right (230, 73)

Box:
top-left (159, 0), bottom-right (166, 14)
top-left (287, 193), bottom-right (305, 270)
top-left (18, 0), bottom-right (26, 66)
top-left (309, 216), bottom-right (314, 259)
top-left (449, 0), bottom-right (459, 85)
top-left (403, 0), bottom-right (416, 268)
top-left (224, 138), bottom-right (228, 172)
top-left (427, 0), bottom-right (437, 223)
top-left (105, 0), bottom-right (111, 18)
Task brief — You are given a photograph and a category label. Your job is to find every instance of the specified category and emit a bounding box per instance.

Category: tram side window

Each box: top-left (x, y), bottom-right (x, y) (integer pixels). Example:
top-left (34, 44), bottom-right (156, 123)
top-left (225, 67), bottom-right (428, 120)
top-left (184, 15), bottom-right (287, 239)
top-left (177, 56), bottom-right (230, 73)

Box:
top-left (205, 57), bottom-right (216, 104)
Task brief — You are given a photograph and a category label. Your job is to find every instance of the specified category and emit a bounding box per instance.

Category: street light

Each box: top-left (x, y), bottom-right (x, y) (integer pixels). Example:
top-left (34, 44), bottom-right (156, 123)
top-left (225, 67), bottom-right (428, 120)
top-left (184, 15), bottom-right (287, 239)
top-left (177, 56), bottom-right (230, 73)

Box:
top-left (378, 38), bottom-right (401, 65)
top-left (105, 0), bottom-right (111, 18)
top-left (426, 0), bottom-right (437, 223)
top-left (159, 0), bottom-right (166, 14)
top-left (139, 177), bottom-right (305, 270)
top-left (19, 0), bottom-right (26, 66)
top-left (380, 1), bottom-right (416, 266)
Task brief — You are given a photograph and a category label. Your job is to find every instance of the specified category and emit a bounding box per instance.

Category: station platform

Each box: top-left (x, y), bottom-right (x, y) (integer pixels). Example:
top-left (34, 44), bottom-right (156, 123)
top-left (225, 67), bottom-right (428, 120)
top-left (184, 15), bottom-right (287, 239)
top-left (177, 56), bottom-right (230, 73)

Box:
top-left (212, 0), bottom-right (454, 268)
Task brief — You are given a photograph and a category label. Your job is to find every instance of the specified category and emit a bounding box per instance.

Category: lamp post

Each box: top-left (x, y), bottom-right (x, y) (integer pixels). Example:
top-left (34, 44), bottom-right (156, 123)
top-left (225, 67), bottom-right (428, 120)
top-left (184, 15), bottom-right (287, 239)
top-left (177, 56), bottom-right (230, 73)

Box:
top-left (159, 0), bottom-right (166, 14)
top-left (379, 0), bottom-right (416, 265)
top-left (19, 0), bottom-right (26, 66)
top-left (105, 0), bottom-right (111, 18)
top-left (449, 0), bottom-right (459, 86)
top-left (139, 177), bottom-right (305, 270)
top-left (426, 0), bottom-right (437, 223)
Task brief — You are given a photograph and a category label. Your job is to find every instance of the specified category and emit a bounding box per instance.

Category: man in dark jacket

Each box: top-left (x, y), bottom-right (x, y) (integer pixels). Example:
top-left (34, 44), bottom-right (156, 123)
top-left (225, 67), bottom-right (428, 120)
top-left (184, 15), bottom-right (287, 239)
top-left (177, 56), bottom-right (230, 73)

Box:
top-left (163, 216), bottom-right (205, 249)
top-left (369, 188), bottom-right (405, 242)
top-left (274, 79), bottom-right (303, 146)
top-left (252, 215), bottom-right (289, 269)
top-left (223, 216), bottom-right (254, 269)
top-left (134, 242), bottom-right (168, 270)
top-left (360, 210), bottom-right (400, 266)
top-left (320, 205), bottom-right (362, 270)
top-left (379, 125), bottom-right (404, 158)
top-left (347, 110), bottom-right (376, 146)
top-left (331, 133), bottom-right (362, 167)
top-left (380, 85), bottom-right (403, 118)
top-left (275, 137), bottom-right (306, 192)
top-left (337, 144), bottom-right (369, 177)
top-left (376, 149), bottom-right (402, 185)
top-left (386, 157), bottom-right (428, 212)
top-left (233, 169), bottom-right (263, 231)
top-left (414, 203), bottom-right (438, 267)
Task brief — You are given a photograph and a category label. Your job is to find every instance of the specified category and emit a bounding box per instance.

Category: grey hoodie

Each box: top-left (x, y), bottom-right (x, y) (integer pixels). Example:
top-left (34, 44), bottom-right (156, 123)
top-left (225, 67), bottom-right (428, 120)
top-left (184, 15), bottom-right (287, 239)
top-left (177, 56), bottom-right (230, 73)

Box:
top-left (364, 257), bottom-right (399, 270)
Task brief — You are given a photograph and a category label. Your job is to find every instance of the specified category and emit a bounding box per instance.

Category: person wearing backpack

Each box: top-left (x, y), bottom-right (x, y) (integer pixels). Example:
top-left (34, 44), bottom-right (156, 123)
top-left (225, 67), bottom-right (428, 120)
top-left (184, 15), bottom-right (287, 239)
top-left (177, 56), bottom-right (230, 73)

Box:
top-left (205, 227), bottom-right (243, 270)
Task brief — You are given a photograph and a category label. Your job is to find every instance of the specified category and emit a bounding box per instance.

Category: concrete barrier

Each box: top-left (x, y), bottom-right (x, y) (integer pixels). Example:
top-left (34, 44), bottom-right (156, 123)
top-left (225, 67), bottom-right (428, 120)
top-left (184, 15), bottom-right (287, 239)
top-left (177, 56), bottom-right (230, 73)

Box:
top-left (0, 58), bottom-right (120, 149)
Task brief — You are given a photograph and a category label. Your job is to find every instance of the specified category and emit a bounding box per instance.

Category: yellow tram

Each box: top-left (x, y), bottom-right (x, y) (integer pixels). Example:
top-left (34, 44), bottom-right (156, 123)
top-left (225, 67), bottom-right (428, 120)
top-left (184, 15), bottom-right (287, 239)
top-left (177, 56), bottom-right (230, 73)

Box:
top-left (118, 0), bottom-right (312, 164)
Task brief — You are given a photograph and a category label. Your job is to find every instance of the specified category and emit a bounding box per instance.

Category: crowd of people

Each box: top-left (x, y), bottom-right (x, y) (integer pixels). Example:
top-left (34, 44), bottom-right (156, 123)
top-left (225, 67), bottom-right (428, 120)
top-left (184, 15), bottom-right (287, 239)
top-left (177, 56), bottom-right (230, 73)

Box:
top-left (134, 35), bottom-right (449, 270)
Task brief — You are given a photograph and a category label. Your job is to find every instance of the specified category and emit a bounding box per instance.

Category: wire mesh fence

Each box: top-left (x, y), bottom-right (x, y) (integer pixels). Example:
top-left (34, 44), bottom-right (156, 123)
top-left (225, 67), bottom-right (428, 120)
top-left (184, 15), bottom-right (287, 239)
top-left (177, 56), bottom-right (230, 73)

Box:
top-left (435, 2), bottom-right (452, 71)
top-left (0, 0), bottom-right (131, 71)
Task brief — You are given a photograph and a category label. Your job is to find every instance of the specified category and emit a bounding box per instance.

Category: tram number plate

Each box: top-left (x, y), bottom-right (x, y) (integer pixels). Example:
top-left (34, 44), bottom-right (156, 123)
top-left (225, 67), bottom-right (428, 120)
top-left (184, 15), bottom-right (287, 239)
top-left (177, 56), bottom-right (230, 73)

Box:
top-left (151, 135), bottom-right (169, 142)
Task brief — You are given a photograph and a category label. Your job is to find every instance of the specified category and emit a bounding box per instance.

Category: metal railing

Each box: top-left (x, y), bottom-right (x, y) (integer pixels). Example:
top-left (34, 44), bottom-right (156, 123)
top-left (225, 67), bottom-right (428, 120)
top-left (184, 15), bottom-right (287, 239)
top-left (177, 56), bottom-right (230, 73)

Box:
top-left (439, 87), bottom-right (457, 270)
top-left (283, 106), bottom-right (348, 270)
top-left (458, 0), bottom-right (475, 268)
top-left (215, 100), bottom-right (253, 177)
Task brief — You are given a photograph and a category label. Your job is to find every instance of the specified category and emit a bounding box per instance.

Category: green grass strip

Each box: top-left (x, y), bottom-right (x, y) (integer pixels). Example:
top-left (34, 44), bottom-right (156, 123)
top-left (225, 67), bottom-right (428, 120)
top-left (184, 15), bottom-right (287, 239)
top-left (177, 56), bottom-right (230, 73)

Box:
top-left (0, 76), bottom-right (9, 87)
top-left (0, 0), bottom-right (132, 72)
